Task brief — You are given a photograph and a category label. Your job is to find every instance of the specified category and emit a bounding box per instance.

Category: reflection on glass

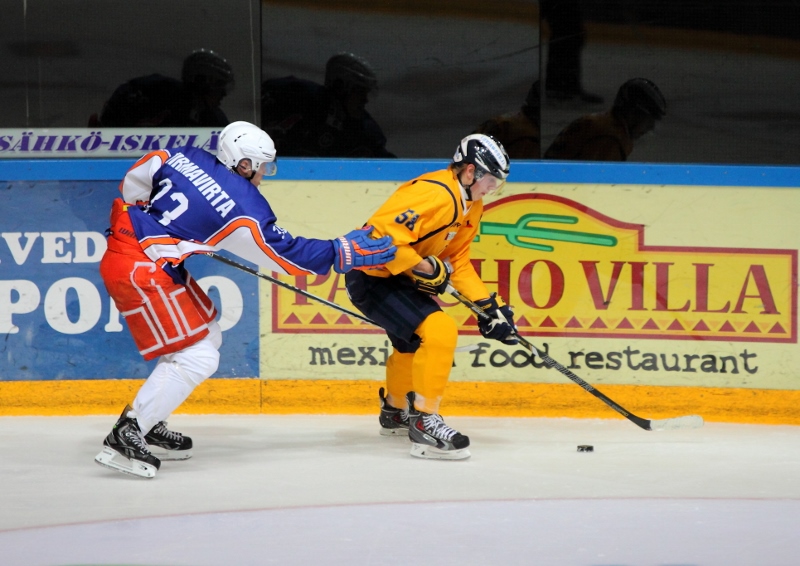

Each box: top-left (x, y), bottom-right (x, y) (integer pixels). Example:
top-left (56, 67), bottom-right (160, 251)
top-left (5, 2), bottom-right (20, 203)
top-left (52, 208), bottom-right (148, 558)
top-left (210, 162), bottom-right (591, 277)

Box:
top-left (0, 1), bottom-right (797, 165)
top-left (540, 0), bottom-right (800, 164)
top-left (262, 52), bottom-right (395, 157)
top-left (544, 78), bottom-right (666, 161)
top-left (88, 49), bottom-right (235, 128)
top-left (541, 0), bottom-right (603, 104)
top-left (261, 1), bottom-right (539, 159)
top-left (473, 80), bottom-right (541, 160)
top-left (0, 0), bottom-right (258, 130)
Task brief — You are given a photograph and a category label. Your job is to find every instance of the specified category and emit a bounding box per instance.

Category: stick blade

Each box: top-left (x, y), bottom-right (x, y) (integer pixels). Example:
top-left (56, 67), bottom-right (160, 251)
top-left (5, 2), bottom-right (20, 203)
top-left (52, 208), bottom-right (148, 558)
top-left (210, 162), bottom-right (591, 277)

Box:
top-left (648, 414), bottom-right (704, 431)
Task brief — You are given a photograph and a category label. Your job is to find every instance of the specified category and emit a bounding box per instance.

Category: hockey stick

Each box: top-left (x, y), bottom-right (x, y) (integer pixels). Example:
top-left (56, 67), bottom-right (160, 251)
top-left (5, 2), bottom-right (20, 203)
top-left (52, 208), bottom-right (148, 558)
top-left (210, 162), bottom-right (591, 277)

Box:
top-left (446, 284), bottom-right (704, 432)
top-left (207, 252), bottom-right (379, 325)
top-left (206, 252), bottom-right (478, 353)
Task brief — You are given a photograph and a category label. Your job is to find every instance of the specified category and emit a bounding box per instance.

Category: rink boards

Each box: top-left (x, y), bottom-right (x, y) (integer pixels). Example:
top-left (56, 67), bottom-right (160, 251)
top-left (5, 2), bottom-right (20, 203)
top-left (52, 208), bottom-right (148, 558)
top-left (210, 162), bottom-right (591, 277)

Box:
top-left (0, 158), bottom-right (798, 422)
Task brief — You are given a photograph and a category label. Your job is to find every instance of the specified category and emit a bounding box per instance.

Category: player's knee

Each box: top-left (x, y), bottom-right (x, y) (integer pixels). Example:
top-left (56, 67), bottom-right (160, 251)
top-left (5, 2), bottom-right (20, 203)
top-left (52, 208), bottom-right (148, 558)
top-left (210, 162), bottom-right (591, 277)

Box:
top-left (171, 332), bottom-right (221, 386)
top-left (417, 311), bottom-right (458, 351)
top-left (176, 351), bottom-right (219, 386)
top-left (207, 320), bottom-right (223, 350)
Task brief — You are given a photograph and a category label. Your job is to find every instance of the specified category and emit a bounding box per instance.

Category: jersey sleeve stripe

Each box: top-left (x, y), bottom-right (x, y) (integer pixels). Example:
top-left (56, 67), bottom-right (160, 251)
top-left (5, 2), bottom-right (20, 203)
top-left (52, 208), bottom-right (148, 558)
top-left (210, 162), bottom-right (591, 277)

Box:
top-left (206, 217), bottom-right (315, 276)
top-left (118, 150), bottom-right (172, 201)
top-left (140, 237), bottom-right (212, 265)
top-left (129, 149), bottom-right (171, 170)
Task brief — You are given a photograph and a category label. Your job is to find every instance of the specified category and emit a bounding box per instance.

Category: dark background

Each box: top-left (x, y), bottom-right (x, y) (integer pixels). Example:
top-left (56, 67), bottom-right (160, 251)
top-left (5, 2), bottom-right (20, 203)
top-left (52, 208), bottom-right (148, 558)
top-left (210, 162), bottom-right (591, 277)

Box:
top-left (581, 0), bottom-right (800, 38)
top-left (1, 0), bottom-right (798, 164)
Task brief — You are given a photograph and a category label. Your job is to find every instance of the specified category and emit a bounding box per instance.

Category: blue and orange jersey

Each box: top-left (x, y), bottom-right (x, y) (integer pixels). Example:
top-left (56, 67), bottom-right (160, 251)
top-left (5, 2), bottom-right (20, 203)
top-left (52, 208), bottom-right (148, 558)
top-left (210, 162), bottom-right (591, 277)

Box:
top-left (119, 146), bottom-right (335, 278)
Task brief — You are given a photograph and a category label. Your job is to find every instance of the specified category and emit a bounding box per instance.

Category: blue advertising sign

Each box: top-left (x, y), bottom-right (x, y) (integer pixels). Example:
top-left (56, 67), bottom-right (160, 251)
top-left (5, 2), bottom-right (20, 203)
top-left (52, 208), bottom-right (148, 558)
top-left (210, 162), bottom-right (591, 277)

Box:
top-left (0, 181), bottom-right (258, 380)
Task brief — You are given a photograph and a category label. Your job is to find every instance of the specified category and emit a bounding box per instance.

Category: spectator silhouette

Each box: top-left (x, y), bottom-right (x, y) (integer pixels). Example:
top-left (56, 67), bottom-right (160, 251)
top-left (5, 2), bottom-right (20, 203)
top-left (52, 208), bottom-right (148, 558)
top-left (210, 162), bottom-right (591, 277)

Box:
top-left (544, 78), bottom-right (666, 161)
top-left (88, 49), bottom-right (234, 127)
top-left (541, 0), bottom-right (602, 104)
top-left (261, 52), bottom-right (395, 158)
top-left (473, 80), bottom-right (541, 159)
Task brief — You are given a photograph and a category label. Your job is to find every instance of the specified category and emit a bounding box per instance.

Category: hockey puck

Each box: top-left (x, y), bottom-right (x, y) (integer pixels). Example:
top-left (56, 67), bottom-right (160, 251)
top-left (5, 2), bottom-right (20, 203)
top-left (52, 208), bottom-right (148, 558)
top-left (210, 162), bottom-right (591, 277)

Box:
top-left (577, 445), bottom-right (594, 452)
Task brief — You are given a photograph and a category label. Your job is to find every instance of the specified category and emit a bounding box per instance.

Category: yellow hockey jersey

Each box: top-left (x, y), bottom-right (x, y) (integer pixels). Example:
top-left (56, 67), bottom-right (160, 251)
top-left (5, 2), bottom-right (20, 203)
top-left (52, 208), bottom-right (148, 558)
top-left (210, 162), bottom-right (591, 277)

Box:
top-left (364, 167), bottom-right (492, 302)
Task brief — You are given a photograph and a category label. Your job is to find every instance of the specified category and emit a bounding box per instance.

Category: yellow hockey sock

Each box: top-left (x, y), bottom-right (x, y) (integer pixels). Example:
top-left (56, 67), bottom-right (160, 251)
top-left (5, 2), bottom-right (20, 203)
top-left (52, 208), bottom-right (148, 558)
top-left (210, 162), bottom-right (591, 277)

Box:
top-left (385, 350), bottom-right (414, 409)
top-left (410, 311), bottom-right (458, 414)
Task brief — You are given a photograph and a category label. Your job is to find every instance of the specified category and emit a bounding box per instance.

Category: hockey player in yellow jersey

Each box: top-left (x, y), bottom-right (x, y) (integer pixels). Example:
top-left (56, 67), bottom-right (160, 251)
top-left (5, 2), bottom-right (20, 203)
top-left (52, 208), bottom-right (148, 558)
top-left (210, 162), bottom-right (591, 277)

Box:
top-left (345, 134), bottom-right (518, 460)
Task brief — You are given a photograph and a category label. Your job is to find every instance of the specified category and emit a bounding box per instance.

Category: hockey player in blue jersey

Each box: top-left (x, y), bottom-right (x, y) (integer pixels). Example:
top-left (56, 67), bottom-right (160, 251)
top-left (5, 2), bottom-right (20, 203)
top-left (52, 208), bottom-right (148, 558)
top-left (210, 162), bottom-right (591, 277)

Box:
top-left (95, 121), bottom-right (396, 478)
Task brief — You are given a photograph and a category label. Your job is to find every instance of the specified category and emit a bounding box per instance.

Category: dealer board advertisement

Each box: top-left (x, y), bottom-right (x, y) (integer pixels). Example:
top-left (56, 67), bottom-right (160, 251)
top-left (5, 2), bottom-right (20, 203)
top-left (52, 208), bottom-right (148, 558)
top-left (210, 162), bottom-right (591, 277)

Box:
top-left (1, 161), bottom-right (798, 390)
top-left (0, 128), bottom-right (219, 160)
top-left (259, 179), bottom-right (799, 390)
top-left (0, 180), bottom-right (258, 380)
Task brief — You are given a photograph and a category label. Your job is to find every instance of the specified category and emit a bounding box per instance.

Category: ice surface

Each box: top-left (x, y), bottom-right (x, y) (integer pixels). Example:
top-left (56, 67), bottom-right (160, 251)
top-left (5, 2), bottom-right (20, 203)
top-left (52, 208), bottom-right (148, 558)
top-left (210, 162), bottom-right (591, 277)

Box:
top-left (1, 414), bottom-right (798, 565)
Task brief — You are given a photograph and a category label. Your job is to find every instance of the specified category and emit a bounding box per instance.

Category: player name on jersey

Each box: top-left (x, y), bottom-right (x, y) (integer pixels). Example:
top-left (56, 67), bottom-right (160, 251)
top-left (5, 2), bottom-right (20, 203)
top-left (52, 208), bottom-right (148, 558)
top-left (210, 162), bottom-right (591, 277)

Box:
top-left (165, 152), bottom-right (236, 217)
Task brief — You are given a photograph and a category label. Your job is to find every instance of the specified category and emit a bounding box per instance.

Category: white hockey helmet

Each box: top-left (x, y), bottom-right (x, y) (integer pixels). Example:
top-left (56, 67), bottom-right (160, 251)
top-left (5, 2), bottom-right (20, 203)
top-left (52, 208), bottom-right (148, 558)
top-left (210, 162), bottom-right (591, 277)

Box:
top-left (217, 121), bottom-right (277, 177)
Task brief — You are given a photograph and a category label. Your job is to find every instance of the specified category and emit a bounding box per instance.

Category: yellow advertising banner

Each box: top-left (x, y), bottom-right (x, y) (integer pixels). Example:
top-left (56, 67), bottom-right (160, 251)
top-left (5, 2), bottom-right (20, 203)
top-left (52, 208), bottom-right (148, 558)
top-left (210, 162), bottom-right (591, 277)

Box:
top-left (478, 193), bottom-right (794, 344)
top-left (259, 181), bottom-right (800, 390)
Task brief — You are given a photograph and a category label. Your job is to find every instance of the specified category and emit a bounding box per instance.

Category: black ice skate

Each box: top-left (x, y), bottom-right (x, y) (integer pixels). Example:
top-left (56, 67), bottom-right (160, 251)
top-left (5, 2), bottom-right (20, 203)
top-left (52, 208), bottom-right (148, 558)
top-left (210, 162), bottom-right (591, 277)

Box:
top-left (379, 387), bottom-right (409, 436)
top-left (406, 392), bottom-right (471, 460)
top-left (145, 421), bottom-right (193, 460)
top-left (94, 405), bottom-right (161, 479)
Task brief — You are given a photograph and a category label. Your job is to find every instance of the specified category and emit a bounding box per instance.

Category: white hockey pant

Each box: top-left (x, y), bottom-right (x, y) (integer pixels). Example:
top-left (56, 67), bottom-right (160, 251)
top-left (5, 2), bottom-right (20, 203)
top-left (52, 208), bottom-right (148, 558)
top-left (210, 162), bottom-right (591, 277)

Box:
top-left (133, 320), bottom-right (222, 434)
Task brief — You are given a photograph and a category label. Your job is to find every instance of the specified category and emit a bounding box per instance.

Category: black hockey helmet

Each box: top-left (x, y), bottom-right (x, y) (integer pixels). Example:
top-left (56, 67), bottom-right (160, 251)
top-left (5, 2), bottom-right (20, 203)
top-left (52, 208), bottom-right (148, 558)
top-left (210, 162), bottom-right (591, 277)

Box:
top-left (324, 52), bottom-right (378, 94)
top-left (613, 78), bottom-right (666, 119)
top-left (453, 134), bottom-right (511, 181)
top-left (182, 49), bottom-right (235, 95)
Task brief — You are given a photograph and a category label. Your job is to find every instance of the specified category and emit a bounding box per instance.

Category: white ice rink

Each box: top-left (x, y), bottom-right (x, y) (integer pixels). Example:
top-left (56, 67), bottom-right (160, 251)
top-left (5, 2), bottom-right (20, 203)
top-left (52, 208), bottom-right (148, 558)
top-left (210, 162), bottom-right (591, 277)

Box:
top-left (1, 414), bottom-right (799, 566)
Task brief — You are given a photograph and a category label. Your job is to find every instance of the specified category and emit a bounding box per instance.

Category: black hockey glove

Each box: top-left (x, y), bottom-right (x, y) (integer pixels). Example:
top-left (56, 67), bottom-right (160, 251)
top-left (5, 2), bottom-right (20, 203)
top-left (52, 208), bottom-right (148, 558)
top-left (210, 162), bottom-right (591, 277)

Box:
top-left (411, 256), bottom-right (450, 295)
top-left (475, 294), bottom-right (519, 345)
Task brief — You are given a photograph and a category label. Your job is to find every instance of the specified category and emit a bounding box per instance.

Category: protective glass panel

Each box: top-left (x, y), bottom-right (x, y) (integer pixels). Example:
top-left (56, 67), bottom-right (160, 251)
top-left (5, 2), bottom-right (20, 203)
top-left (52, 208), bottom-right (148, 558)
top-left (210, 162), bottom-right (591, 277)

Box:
top-left (0, 0), bottom-right (260, 129)
top-left (539, 0), bottom-right (800, 165)
top-left (260, 1), bottom-right (540, 160)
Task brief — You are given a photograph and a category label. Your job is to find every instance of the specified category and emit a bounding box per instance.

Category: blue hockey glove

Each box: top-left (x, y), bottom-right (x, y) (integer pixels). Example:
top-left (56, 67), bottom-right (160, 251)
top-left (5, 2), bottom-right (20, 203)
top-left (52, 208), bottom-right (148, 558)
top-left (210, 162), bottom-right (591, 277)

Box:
top-left (411, 255), bottom-right (450, 295)
top-left (475, 294), bottom-right (519, 345)
top-left (332, 226), bottom-right (396, 273)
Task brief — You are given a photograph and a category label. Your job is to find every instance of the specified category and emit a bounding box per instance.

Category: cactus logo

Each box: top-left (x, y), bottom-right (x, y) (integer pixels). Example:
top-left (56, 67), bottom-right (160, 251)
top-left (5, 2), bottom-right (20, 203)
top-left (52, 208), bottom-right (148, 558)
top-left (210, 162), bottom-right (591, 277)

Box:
top-left (469, 194), bottom-right (796, 343)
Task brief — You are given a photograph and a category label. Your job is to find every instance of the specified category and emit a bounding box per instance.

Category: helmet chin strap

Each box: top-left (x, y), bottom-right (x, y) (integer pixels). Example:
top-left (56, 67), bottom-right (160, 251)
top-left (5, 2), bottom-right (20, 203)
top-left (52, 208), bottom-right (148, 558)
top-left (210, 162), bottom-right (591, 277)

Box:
top-left (458, 170), bottom-right (475, 201)
top-left (233, 160), bottom-right (258, 180)
top-left (231, 166), bottom-right (256, 180)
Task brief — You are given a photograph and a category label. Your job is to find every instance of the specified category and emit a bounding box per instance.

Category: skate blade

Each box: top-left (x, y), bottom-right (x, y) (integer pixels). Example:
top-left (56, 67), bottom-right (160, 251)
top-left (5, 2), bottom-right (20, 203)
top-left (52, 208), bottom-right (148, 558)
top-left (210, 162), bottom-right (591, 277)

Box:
top-left (379, 427), bottom-right (409, 437)
top-left (94, 446), bottom-right (157, 479)
top-left (410, 442), bottom-right (471, 460)
top-left (147, 446), bottom-right (193, 460)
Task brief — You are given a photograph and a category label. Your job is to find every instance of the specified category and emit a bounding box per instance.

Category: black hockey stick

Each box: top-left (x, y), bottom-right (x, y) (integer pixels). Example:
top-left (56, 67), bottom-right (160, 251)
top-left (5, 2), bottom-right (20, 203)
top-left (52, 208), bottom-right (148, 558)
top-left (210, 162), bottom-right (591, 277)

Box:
top-left (208, 252), bottom-right (480, 352)
top-left (446, 284), bottom-right (704, 431)
top-left (207, 252), bottom-right (379, 326)
top-left (206, 253), bottom-right (479, 353)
